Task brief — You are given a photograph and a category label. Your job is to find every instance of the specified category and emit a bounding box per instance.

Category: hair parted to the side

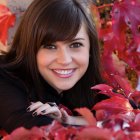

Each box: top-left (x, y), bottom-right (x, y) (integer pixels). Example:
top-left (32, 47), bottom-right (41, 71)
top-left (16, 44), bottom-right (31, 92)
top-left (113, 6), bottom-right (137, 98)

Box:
top-left (2, 0), bottom-right (104, 108)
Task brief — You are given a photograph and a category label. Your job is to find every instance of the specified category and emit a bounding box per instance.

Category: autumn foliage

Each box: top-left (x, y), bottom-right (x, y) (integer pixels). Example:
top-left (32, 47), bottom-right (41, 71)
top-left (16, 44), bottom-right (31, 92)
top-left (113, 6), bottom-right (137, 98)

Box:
top-left (0, 5), bottom-right (15, 45)
top-left (1, 0), bottom-right (140, 139)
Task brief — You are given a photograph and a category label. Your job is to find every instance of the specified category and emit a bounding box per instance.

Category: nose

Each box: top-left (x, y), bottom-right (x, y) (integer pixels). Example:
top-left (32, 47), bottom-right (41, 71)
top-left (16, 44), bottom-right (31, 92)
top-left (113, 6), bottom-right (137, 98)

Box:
top-left (56, 49), bottom-right (72, 65)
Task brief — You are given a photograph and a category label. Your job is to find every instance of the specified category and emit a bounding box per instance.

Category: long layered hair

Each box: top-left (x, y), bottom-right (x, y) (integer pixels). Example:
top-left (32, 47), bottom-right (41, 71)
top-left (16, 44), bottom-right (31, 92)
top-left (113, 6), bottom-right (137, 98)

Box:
top-left (2, 0), bottom-right (105, 110)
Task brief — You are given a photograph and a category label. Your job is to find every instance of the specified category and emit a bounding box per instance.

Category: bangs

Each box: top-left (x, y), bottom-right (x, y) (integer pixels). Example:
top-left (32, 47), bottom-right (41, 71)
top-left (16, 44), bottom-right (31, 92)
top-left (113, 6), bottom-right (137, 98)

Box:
top-left (37, 1), bottom-right (84, 45)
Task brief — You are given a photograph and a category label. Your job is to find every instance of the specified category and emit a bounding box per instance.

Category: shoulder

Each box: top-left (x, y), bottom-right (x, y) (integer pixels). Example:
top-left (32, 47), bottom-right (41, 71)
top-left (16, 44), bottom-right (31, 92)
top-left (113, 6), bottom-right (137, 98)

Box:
top-left (0, 66), bottom-right (28, 93)
top-left (0, 67), bottom-right (30, 114)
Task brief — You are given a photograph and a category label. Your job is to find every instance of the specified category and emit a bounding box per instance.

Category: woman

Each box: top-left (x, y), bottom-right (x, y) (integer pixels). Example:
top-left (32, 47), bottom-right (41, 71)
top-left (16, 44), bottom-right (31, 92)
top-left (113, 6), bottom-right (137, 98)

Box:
top-left (0, 0), bottom-right (106, 133)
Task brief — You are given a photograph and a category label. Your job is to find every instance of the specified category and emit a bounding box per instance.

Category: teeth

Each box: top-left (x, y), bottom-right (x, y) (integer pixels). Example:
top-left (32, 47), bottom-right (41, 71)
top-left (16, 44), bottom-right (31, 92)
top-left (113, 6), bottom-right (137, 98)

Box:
top-left (54, 69), bottom-right (73, 75)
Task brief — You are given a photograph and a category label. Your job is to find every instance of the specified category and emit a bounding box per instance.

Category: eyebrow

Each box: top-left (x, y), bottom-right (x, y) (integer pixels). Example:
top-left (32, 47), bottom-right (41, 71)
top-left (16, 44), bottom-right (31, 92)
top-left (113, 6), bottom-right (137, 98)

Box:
top-left (52, 38), bottom-right (86, 45)
top-left (68, 38), bottom-right (85, 42)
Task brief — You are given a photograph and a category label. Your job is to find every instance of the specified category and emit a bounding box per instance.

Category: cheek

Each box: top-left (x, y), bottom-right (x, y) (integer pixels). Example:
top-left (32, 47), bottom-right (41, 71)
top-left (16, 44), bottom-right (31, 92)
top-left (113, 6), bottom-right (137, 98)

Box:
top-left (82, 57), bottom-right (89, 70)
top-left (37, 51), bottom-right (52, 67)
top-left (37, 53), bottom-right (45, 67)
top-left (79, 51), bottom-right (90, 66)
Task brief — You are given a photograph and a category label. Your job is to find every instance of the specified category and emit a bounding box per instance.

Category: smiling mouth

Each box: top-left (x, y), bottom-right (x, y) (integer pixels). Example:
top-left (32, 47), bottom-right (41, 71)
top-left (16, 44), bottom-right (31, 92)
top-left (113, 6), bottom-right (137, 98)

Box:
top-left (52, 69), bottom-right (76, 78)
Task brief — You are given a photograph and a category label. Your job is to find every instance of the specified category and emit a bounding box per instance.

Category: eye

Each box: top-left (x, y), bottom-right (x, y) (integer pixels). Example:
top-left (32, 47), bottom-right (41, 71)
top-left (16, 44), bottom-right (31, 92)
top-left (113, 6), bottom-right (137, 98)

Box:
top-left (43, 45), bottom-right (56, 49)
top-left (70, 42), bottom-right (83, 48)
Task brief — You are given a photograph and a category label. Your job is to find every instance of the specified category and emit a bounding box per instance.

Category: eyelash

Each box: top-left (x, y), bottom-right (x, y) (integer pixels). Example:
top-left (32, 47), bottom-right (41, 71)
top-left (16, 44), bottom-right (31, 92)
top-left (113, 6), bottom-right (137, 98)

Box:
top-left (43, 45), bottom-right (56, 49)
top-left (43, 42), bottom-right (83, 49)
top-left (70, 42), bottom-right (83, 48)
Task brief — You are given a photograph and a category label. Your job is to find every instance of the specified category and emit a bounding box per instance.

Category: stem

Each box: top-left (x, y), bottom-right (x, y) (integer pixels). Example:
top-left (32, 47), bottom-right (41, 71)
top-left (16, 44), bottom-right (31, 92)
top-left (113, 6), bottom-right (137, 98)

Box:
top-left (98, 3), bottom-right (114, 9)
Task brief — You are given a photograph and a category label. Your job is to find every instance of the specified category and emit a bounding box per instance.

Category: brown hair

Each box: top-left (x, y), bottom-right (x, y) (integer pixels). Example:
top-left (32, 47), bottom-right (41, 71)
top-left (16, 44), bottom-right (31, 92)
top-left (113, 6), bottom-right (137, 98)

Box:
top-left (2, 0), bottom-right (104, 110)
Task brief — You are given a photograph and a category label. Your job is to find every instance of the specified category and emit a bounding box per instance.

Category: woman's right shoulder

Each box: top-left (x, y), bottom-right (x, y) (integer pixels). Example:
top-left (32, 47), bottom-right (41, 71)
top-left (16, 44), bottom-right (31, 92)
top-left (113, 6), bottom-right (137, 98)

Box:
top-left (0, 66), bottom-right (10, 80)
top-left (0, 65), bottom-right (14, 81)
top-left (0, 66), bottom-right (29, 93)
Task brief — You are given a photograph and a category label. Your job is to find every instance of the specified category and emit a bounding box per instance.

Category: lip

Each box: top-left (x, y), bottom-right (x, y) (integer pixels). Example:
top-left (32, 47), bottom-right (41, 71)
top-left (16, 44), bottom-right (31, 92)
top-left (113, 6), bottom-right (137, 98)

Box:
top-left (51, 68), bottom-right (76, 78)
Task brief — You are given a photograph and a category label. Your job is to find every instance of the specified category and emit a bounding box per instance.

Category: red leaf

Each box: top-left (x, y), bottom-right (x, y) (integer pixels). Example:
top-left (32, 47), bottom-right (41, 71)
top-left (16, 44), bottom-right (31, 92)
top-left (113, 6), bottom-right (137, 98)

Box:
top-left (102, 117), bottom-right (124, 131)
top-left (0, 129), bottom-right (8, 137)
top-left (59, 104), bottom-right (73, 115)
top-left (54, 127), bottom-right (77, 140)
top-left (112, 0), bottom-right (140, 37)
top-left (75, 107), bottom-right (96, 126)
top-left (129, 132), bottom-right (140, 139)
top-left (0, 5), bottom-right (15, 45)
top-left (77, 126), bottom-right (113, 140)
top-left (3, 127), bottom-right (45, 140)
top-left (94, 96), bottom-right (132, 112)
top-left (93, 96), bottom-right (133, 121)
top-left (113, 75), bottom-right (134, 97)
top-left (91, 83), bottom-right (124, 97)
top-left (41, 121), bottom-right (78, 140)
top-left (113, 130), bottom-right (130, 140)
top-left (131, 90), bottom-right (140, 105)
top-left (42, 121), bottom-right (64, 139)
top-left (91, 84), bottom-right (113, 92)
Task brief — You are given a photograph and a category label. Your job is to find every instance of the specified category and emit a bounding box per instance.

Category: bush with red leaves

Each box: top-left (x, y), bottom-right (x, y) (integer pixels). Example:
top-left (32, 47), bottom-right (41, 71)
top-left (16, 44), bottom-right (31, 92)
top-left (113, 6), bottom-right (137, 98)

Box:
top-left (2, 0), bottom-right (140, 139)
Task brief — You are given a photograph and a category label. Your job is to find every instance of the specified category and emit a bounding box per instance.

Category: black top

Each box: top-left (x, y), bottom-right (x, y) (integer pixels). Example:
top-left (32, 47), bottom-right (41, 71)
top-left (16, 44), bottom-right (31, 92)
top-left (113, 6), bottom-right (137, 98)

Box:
top-left (0, 63), bottom-right (108, 133)
top-left (0, 67), bottom-right (64, 133)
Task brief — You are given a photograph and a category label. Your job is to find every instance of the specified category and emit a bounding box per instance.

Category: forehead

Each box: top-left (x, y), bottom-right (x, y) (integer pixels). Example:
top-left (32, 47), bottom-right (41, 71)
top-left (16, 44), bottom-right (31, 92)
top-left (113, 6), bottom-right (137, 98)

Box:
top-left (74, 23), bottom-right (88, 39)
top-left (55, 24), bottom-right (89, 45)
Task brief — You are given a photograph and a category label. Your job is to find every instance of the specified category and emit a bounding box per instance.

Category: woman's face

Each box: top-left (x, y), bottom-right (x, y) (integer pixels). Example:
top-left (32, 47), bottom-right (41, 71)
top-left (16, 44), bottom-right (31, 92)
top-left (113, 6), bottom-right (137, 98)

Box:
top-left (37, 24), bottom-right (90, 93)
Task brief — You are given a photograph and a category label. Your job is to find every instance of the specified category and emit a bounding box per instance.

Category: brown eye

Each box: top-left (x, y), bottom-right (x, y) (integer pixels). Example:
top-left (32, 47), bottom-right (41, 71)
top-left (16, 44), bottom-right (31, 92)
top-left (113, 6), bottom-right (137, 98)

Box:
top-left (44, 45), bottom-right (56, 49)
top-left (70, 42), bottom-right (83, 48)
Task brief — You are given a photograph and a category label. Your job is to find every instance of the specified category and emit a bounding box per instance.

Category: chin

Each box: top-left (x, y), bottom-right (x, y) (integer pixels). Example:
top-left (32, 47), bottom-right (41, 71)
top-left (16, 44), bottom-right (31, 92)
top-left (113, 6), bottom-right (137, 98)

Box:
top-left (57, 85), bottom-right (74, 92)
